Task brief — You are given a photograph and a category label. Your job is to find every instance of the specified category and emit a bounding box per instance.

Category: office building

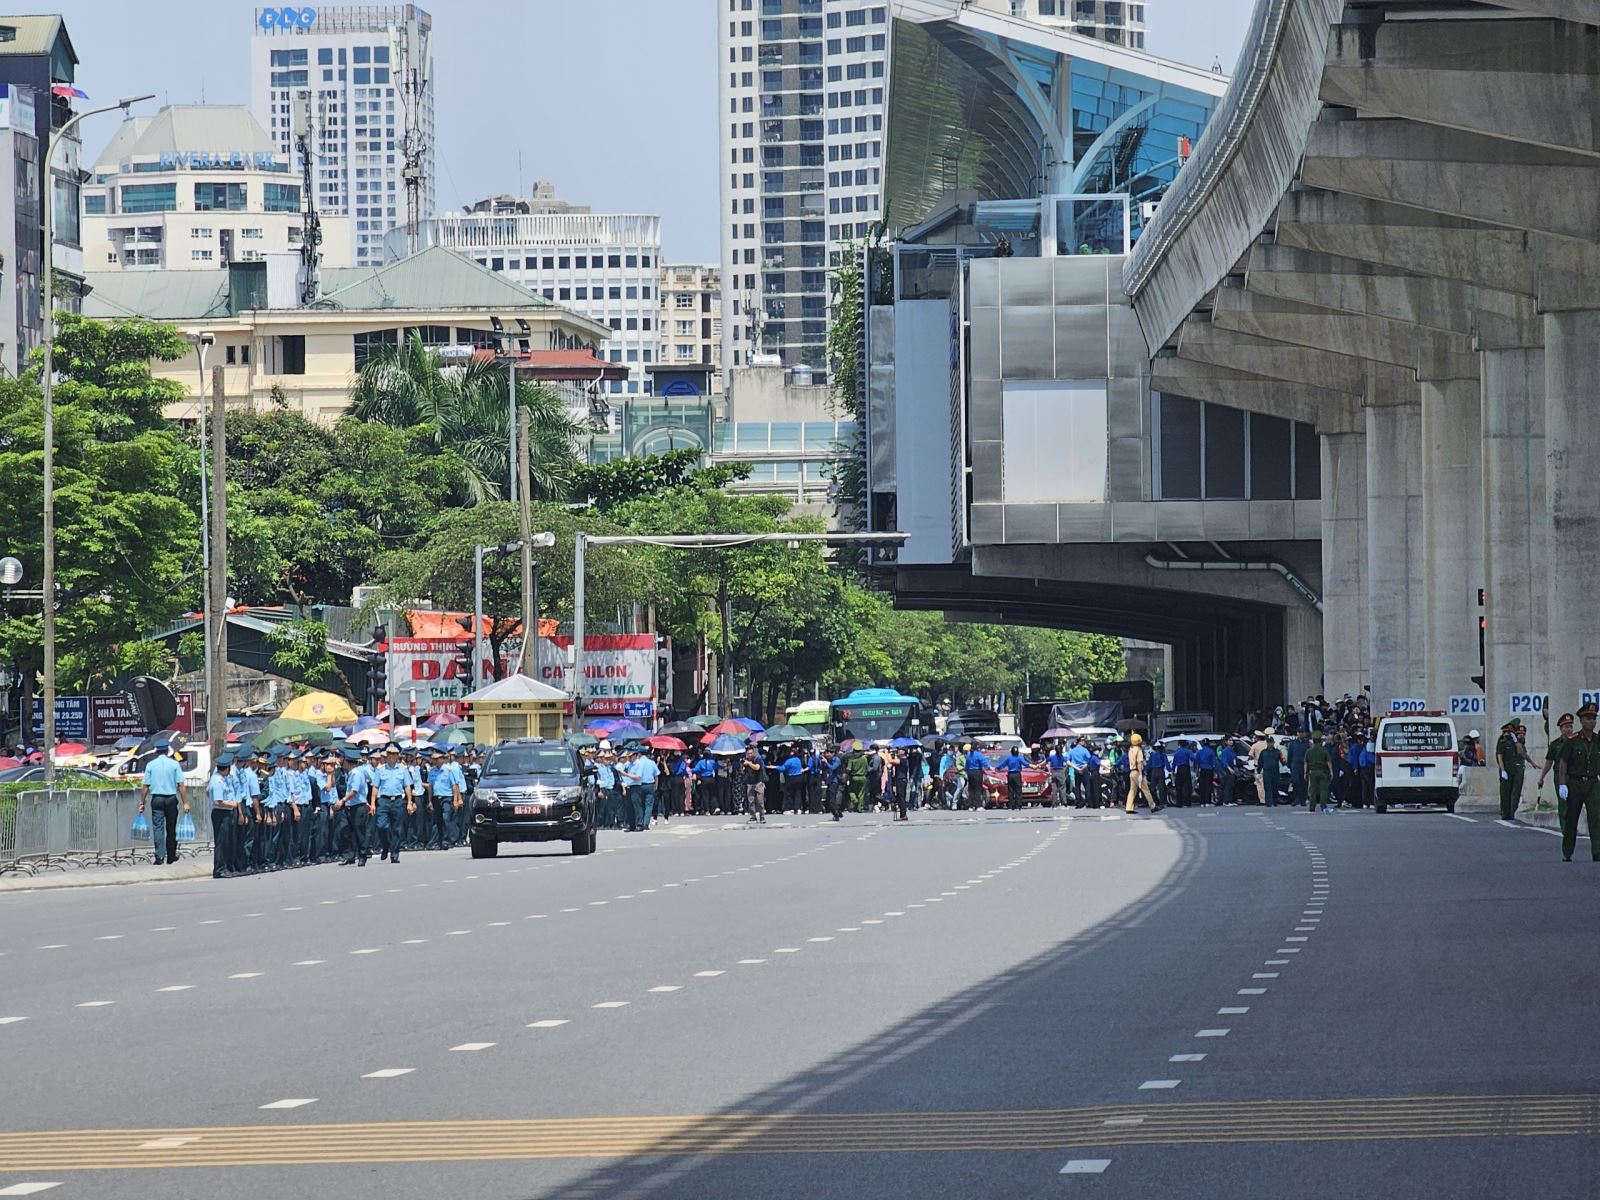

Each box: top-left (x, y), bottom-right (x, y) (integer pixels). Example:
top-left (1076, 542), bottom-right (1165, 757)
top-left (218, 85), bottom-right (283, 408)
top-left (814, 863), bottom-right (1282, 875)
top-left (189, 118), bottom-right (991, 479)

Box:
top-left (387, 199), bottom-right (662, 399)
top-left (718, 0), bottom-right (891, 381)
top-left (993, 1), bottom-right (1146, 47)
top-left (82, 106), bottom-right (352, 273)
top-left (249, 4), bottom-right (435, 267)
top-left (82, 246), bottom-right (611, 424)
top-left (659, 263), bottom-right (723, 394)
top-left (0, 14), bottom-right (79, 375)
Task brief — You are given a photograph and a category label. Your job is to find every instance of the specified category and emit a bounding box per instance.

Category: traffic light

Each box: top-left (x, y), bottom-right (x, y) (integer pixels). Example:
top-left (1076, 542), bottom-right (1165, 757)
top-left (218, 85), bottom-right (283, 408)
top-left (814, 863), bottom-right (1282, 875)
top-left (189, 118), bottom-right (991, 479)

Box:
top-left (454, 640), bottom-right (477, 688)
top-left (367, 623), bottom-right (388, 715)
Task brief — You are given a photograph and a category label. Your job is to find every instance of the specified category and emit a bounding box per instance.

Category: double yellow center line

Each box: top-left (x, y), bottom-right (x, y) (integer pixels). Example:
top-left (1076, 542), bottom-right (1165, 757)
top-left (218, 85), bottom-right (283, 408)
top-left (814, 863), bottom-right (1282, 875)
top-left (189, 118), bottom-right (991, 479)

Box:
top-left (2, 1094), bottom-right (1596, 1170)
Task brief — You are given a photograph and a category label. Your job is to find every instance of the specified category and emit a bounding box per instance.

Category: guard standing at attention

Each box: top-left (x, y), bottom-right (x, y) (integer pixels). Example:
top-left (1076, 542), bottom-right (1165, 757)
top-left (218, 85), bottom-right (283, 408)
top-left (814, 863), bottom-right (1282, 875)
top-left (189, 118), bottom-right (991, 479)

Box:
top-left (208, 756), bottom-right (239, 879)
top-left (1304, 732), bottom-right (1332, 812)
top-left (1555, 703), bottom-right (1600, 862)
top-left (1496, 720), bottom-right (1536, 821)
top-left (373, 745), bottom-right (415, 864)
top-left (340, 749), bottom-right (374, 866)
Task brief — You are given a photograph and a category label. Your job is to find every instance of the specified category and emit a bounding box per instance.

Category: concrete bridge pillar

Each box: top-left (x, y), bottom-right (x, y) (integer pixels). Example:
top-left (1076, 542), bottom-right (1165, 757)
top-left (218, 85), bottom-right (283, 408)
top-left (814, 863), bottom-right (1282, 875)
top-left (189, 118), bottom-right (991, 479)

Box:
top-left (1320, 430), bottom-right (1368, 703)
top-left (1420, 373), bottom-right (1485, 724)
top-left (1366, 400), bottom-right (1425, 712)
top-left (1481, 347), bottom-right (1547, 754)
top-left (1543, 311), bottom-right (1600, 725)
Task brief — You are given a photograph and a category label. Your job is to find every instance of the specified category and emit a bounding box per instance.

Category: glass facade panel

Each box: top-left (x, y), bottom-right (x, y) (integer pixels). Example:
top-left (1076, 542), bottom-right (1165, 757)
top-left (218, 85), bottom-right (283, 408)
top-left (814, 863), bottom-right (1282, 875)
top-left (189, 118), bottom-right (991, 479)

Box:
top-left (802, 421), bottom-right (836, 450)
top-left (119, 182), bottom-right (177, 213)
top-left (1294, 423), bottom-right (1321, 500)
top-left (768, 422), bottom-right (802, 452)
top-left (1157, 393), bottom-right (1201, 500)
top-left (1202, 404), bottom-right (1245, 500)
top-left (1249, 413), bottom-right (1293, 501)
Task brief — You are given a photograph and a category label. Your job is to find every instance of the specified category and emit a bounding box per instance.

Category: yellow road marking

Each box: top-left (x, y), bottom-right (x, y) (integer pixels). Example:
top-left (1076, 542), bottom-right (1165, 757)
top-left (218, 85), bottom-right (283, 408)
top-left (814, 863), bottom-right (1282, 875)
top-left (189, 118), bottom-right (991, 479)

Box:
top-left (2, 1094), bottom-right (1597, 1170)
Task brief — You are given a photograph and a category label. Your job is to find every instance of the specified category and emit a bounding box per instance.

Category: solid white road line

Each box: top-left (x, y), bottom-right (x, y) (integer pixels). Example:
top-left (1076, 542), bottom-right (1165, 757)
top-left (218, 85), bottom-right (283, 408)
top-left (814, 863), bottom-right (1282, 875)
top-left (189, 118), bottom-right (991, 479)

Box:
top-left (137, 1137), bottom-right (199, 1148)
top-left (259, 1098), bottom-right (317, 1109)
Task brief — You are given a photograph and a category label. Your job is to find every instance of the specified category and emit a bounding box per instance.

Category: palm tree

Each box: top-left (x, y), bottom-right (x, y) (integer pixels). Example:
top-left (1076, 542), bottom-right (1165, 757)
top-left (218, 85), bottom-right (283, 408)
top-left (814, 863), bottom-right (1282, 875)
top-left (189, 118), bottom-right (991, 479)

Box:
top-left (348, 331), bottom-right (586, 503)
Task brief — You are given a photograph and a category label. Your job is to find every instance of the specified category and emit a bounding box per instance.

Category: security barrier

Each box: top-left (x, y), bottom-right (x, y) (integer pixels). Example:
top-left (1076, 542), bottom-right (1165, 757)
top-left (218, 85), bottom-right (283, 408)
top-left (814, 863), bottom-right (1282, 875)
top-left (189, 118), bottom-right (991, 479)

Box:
top-left (0, 789), bottom-right (211, 876)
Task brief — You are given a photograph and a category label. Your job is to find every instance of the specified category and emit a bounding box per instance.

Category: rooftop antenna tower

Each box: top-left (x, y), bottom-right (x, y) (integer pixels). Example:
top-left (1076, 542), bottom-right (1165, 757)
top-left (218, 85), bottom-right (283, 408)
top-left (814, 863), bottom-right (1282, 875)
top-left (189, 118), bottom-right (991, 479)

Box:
top-left (393, 12), bottom-right (432, 257)
top-left (294, 94), bottom-right (323, 305)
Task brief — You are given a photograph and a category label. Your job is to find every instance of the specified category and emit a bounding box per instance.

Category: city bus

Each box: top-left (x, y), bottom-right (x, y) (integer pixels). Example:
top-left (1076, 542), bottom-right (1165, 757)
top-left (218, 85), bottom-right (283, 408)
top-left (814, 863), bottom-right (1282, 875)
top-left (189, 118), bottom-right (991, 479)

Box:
top-left (828, 688), bottom-right (938, 744)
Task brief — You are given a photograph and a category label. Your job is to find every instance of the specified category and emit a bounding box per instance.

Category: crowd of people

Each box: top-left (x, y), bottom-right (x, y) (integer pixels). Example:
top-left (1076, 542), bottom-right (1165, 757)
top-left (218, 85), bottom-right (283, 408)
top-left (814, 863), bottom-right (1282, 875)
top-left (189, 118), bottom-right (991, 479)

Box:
top-left (140, 742), bottom-right (483, 878)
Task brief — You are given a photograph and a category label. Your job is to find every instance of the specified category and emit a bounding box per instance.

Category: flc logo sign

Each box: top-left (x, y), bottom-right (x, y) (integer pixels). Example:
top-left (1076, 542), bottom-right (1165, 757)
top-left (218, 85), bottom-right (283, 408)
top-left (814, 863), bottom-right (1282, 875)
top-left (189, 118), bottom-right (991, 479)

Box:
top-left (258, 7), bottom-right (318, 31)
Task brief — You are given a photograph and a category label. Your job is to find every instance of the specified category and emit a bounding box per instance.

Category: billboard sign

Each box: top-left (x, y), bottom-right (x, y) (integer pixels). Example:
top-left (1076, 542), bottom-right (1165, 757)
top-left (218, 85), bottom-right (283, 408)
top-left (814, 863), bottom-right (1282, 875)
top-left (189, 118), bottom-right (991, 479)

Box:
top-left (90, 693), bottom-right (194, 745)
top-left (387, 635), bottom-right (657, 719)
top-left (29, 697), bottom-right (89, 742)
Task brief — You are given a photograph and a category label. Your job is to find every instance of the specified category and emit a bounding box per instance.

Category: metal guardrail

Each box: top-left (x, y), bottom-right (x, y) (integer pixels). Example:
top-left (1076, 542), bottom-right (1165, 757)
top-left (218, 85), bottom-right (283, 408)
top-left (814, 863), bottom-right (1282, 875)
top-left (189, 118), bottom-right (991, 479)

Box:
top-left (0, 789), bottom-right (212, 877)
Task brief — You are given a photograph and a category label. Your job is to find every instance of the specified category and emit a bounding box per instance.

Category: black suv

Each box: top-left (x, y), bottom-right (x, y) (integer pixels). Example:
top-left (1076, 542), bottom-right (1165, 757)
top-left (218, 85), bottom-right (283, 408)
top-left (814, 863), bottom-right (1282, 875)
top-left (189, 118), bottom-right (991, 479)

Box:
top-left (469, 739), bottom-right (597, 858)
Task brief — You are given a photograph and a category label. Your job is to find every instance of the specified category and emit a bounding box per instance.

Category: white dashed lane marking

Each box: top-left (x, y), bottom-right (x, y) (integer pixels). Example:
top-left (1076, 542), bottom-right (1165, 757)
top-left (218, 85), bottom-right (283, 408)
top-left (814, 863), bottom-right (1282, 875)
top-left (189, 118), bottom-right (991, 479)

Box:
top-left (1060, 1160), bottom-right (1111, 1175)
top-left (0, 1017), bottom-right (28, 1025)
top-left (0, 1184), bottom-right (63, 1195)
top-left (450, 1043), bottom-right (495, 1052)
top-left (1139, 1079), bottom-right (1180, 1090)
top-left (362, 1068), bottom-right (414, 1079)
top-left (527, 1020), bottom-right (568, 1029)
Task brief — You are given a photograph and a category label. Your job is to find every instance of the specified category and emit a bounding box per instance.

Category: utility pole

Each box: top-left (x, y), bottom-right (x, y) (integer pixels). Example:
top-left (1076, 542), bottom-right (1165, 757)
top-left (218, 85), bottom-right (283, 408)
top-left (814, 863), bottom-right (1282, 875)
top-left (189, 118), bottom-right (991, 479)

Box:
top-left (719, 578), bottom-right (733, 717)
top-left (572, 534), bottom-right (586, 724)
top-left (507, 358), bottom-right (518, 504)
top-left (517, 406), bottom-right (535, 680)
top-left (209, 365), bottom-right (228, 764)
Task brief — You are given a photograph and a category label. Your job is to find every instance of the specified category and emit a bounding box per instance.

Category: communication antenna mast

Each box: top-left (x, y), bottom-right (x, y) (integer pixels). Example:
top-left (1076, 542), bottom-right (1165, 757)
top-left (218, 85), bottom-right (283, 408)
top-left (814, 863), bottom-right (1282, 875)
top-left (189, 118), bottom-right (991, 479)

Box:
top-left (294, 94), bottom-right (322, 305)
top-left (393, 12), bottom-right (432, 256)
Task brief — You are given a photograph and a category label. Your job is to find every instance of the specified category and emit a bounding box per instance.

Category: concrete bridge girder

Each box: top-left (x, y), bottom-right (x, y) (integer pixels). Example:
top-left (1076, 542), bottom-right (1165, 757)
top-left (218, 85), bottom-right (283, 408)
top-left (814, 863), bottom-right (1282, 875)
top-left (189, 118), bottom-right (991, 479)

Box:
top-left (1149, 356), bottom-right (1359, 432)
top-left (1321, 18), bottom-right (1600, 162)
top-left (1243, 241), bottom-right (1541, 346)
top-left (1211, 285), bottom-right (1479, 380)
top-left (1176, 313), bottom-right (1413, 402)
top-left (1300, 115), bottom-right (1600, 248)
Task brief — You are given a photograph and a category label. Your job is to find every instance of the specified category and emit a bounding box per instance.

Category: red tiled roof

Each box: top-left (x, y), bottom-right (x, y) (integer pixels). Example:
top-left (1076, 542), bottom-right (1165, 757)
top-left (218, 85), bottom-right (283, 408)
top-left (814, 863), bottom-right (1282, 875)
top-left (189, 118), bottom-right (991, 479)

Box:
top-left (405, 610), bottom-right (559, 640)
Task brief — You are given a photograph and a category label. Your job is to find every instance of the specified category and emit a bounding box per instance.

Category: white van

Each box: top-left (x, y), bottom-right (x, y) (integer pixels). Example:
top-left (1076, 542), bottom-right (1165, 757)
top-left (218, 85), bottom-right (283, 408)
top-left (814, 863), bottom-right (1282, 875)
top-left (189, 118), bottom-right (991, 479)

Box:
top-left (1373, 714), bottom-right (1460, 813)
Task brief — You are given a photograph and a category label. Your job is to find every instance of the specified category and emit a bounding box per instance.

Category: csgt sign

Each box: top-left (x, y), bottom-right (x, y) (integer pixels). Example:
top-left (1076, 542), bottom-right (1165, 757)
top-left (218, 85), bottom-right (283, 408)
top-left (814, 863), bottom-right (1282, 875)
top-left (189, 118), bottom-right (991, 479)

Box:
top-left (258, 7), bottom-right (318, 31)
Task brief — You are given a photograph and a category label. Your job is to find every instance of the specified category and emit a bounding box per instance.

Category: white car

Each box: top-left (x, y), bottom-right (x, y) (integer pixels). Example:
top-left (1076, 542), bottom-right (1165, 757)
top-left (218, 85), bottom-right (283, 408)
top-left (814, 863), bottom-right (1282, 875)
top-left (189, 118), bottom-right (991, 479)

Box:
top-left (1373, 714), bottom-right (1459, 813)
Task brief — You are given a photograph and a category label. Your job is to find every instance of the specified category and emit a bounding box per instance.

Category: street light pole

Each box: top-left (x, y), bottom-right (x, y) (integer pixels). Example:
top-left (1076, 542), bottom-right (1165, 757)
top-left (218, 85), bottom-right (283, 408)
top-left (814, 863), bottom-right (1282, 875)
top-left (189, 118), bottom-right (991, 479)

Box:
top-left (507, 358), bottom-right (518, 505)
top-left (41, 92), bottom-right (154, 784)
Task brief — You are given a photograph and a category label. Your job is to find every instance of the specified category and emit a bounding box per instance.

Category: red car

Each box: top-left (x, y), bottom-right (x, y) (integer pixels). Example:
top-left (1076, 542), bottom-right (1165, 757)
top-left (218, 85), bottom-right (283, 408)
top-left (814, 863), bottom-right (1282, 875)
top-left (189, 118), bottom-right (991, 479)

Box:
top-left (980, 752), bottom-right (1051, 807)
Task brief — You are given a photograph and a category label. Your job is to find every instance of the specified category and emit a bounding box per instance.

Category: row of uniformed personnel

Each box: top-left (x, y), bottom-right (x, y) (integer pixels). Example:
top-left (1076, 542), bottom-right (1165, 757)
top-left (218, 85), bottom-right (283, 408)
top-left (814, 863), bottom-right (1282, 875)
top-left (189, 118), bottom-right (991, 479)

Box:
top-left (202, 743), bottom-right (476, 878)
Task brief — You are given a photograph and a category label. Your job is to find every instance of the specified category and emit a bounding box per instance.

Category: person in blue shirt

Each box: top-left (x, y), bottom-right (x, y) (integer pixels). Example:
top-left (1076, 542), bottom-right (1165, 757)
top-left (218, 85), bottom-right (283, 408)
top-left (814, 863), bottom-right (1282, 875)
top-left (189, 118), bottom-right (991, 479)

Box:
top-left (1218, 740), bottom-right (1239, 806)
top-left (207, 756), bottom-right (239, 879)
top-left (371, 745), bottom-right (415, 864)
top-left (339, 751), bottom-right (374, 866)
top-left (1145, 743), bottom-right (1169, 808)
top-left (1067, 740), bottom-right (1093, 807)
top-left (1171, 742), bottom-right (1195, 807)
top-left (691, 752), bottom-right (716, 814)
top-left (1085, 747), bottom-right (1104, 809)
top-left (592, 750), bottom-right (618, 828)
top-left (620, 751), bottom-right (661, 831)
top-left (1257, 737), bottom-right (1284, 808)
top-left (963, 744), bottom-right (988, 811)
top-left (428, 752), bottom-right (462, 847)
top-left (1353, 734), bottom-right (1376, 809)
top-left (997, 749), bottom-right (1027, 810)
top-left (238, 750), bottom-right (266, 873)
top-left (778, 749), bottom-right (806, 814)
top-left (139, 747), bottom-right (189, 867)
top-left (1285, 729), bottom-right (1311, 809)
top-left (1046, 745), bottom-right (1068, 808)
top-left (823, 748), bottom-right (847, 820)
top-left (1196, 740), bottom-right (1220, 805)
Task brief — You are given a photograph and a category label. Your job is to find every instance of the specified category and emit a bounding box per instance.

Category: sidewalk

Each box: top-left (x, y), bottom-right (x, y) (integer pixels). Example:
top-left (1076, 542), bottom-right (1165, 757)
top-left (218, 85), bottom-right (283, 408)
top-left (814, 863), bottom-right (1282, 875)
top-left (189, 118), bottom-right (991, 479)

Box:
top-left (0, 854), bottom-right (213, 893)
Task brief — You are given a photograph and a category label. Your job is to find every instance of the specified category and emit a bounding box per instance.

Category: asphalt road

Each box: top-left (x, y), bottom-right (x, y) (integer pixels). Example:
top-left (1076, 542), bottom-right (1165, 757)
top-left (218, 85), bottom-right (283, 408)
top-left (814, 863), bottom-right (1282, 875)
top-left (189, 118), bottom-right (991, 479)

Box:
top-left (1, 804), bottom-right (1597, 1199)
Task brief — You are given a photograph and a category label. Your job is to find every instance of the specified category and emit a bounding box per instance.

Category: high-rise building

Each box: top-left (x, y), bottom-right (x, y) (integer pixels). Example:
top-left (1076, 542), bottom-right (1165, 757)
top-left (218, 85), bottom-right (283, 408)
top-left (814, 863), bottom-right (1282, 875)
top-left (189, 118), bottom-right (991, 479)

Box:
top-left (389, 199), bottom-right (662, 400)
top-left (249, 4), bottom-right (434, 267)
top-left (0, 14), bottom-right (80, 375)
top-left (659, 263), bottom-right (724, 393)
top-left (718, 0), bottom-right (890, 382)
top-left (1001, 0), bottom-right (1146, 47)
top-left (82, 106), bottom-right (353, 272)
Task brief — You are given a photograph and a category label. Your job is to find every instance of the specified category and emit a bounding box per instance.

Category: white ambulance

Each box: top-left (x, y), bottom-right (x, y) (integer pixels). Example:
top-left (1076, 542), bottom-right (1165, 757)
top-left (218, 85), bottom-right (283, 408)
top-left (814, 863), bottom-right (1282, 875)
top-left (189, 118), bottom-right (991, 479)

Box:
top-left (1373, 713), bottom-right (1460, 813)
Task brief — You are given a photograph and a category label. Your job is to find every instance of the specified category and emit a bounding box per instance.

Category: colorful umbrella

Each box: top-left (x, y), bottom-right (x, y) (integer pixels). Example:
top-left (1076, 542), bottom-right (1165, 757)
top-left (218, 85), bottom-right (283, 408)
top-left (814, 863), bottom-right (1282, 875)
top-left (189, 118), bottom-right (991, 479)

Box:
top-left (432, 725), bottom-right (478, 746)
top-left (704, 720), bottom-right (752, 738)
top-left (424, 712), bottom-right (462, 727)
top-left (585, 718), bottom-right (628, 733)
top-left (352, 715), bottom-right (382, 731)
top-left (0, 757), bottom-right (19, 770)
top-left (729, 717), bottom-right (765, 732)
top-left (644, 735), bottom-right (688, 752)
top-left (759, 724), bottom-right (816, 742)
top-left (656, 721), bottom-right (703, 737)
top-left (705, 734), bottom-right (747, 756)
top-left (605, 721), bottom-right (650, 742)
top-left (889, 737), bottom-right (921, 748)
top-left (249, 718), bottom-right (336, 751)
top-left (701, 728), bottom-right (748, 746)
top-left (52, 85), bottom-right (89, 100)
top-left (686, 715), bottom-right (724, 729)
top-left (566, 732), bottom-right (599, 748)
top-left (345, 728), bottom-right (391, 747)
top-left (53, 742), bottom-right (88, 757)
top-left (1042, 727), bottom-right (1078, 740)
top-left (281, 691), bottom-right (358, 727)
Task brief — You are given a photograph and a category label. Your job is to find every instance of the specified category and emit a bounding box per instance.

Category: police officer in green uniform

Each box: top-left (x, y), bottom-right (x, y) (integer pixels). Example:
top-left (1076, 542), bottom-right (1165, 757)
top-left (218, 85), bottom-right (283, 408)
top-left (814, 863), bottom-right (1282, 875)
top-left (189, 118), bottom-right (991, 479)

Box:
top-left (1555, 703), bottom-right (1600, 862)
top-left (1537, 712), bottom-right (1575, 811)
top-left (1495, 720), bottom-right (1536, 821)
top-left (1303, 732), bottom-right (1332, 812)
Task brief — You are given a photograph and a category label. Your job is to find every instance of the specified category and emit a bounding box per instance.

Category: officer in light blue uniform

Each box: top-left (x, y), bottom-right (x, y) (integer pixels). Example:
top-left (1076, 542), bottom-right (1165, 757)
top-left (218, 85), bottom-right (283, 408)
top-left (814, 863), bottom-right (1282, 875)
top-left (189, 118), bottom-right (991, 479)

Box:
top-left (372, 745), bottom-right (414, 864)
top-left (208, 756), bottom-right (240, 879)
top-left (340, 749), bottom-right (374, 866)
top-left (407, 748), bottom-right (430, 849)
top-left (429, 750), bottom-right (462, 848)
top-left (238, 750), bottom-right (265, 873)
top-left (594, 750), bottom-right (617, 828)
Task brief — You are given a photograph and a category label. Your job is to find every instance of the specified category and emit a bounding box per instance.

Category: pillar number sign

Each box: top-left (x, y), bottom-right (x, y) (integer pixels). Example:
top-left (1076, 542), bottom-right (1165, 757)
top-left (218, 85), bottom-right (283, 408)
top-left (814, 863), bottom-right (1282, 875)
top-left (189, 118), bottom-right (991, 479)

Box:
top-left (1580, 690), bottom-right (1600, 710)
top-left (1448, 695), bottom-right (1487, 717)
top-left (1508, 692), bottom-right (1546, 716)
top-left (1389, 698), bottom-right (1427, 713)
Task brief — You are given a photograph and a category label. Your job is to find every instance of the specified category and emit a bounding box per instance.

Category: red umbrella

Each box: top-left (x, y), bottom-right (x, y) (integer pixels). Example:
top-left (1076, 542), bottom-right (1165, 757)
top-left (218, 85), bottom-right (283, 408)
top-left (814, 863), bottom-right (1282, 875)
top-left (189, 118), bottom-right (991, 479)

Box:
top-left (0, 756), bottom-right (20, 769)
top-left (704, 720), bottom-right (751, 738)
top-left (424, 713), bottom-right (462, 727)
top-left (644, 735), bottom-right (688, 752)
top-left (54, 742), bottom-right (88, 757)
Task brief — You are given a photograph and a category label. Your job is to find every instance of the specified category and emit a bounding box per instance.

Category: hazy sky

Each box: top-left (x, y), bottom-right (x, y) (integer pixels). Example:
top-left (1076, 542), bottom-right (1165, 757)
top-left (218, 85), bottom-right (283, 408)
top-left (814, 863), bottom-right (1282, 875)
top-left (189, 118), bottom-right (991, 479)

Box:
top-left (61, 0), bottom-right (1257, 264)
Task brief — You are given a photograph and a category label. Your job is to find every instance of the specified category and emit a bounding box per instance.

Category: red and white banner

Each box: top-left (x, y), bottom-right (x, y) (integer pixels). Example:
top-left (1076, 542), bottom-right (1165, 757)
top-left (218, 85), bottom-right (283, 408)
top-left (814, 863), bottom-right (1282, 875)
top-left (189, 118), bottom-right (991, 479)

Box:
top-left (386, 635), bottom-right (656, 718)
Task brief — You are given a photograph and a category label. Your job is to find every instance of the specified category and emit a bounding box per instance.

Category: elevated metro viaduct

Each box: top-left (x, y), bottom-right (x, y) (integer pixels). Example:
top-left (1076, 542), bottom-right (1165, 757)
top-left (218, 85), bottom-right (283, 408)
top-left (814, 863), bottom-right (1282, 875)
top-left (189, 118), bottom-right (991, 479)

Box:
top-left (871, 0), bottom-right (1600, 747)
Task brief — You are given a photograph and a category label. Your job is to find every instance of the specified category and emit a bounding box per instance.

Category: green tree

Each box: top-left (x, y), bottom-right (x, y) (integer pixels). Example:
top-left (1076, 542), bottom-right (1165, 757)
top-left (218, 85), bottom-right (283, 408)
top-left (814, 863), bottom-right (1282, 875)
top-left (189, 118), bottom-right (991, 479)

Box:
top-left (568, 449), bottom-right (751, 513)
top-left (264, 617), bottom-right (349, 697)
top-left (348, 331), bottom-right (585, 502)
top-left (223, 410), bottom-right (460, 606)
top-left (0, 315), bottom-right (198, 702)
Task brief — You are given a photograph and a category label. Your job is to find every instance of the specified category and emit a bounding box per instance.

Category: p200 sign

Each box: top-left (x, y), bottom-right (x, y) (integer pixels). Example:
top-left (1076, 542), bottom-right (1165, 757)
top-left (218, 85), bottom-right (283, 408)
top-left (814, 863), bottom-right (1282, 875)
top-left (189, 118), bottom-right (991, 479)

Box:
top-left (258, 7), bottom-right (317, 30)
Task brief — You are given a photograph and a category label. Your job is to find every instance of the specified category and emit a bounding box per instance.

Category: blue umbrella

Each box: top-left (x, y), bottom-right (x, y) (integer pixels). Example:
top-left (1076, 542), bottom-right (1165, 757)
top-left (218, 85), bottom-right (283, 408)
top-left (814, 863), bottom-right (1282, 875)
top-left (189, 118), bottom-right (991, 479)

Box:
top-left (890, 737), bottom-right (920, 748)
top-left (606, 721), bottom-right (650, 741)
top-left (706, 734), bottom-right (747, 756)
top-left (730, 717), bottom-right (765, 732)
